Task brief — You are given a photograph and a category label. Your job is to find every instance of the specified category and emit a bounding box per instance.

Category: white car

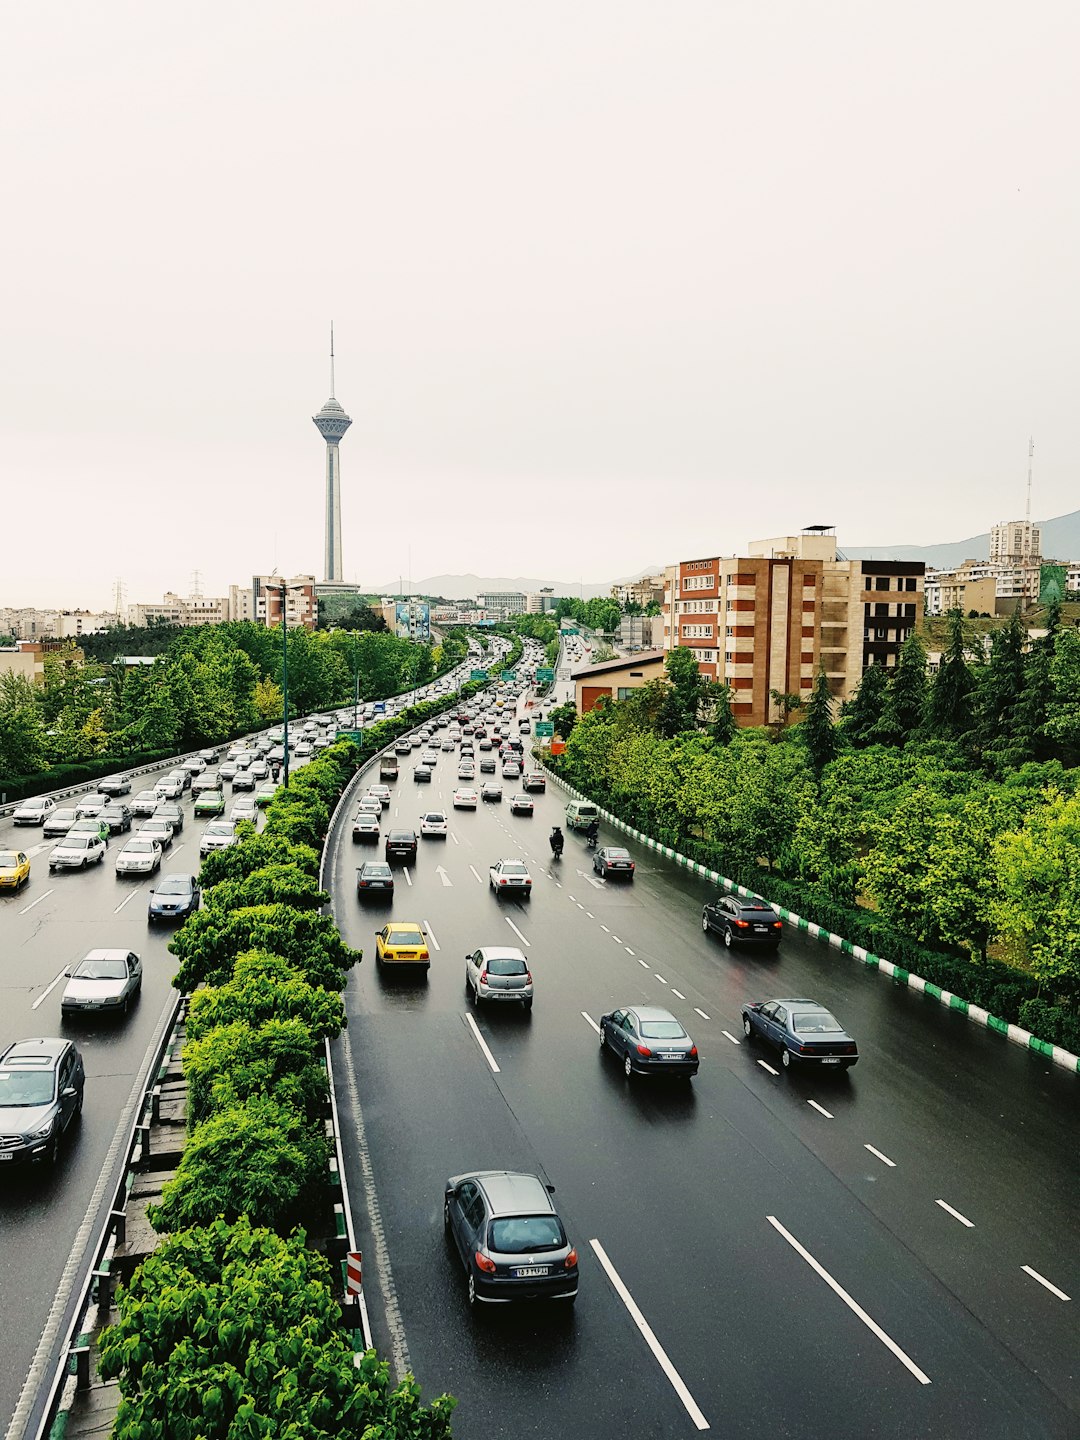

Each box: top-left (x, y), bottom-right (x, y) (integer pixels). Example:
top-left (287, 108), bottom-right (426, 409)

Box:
top-left (231, 796), bottom-right (258, 822)
top-left (419, 811), bottom-right (448, 838)
top-left (357, 797), bottom-right (381, 816)
top-left (115, 838), bottom-right (162, 875)
top-left (352, 813), bottom-right (381, 843)
top-left (464, 946), bottom-right (533, 1009)
top-left (138, 819), bottom-right (175, 851)
top-left (367, 785), bottom-right (391, 808)
top-left (75, 793), bottom-right (110, 820)
top-left (199, 821), bottom-right (238, 857)
top-left (457, 762), bottom-right (476, 780)
top-left (181, 757), bottom-right (206, 775)
top-left (155, 776), bottom-right (184, 800)
top-left (49, 834), bottom-right (107, 871)
top-left (61, 949), bottom-right (142, 1017)
top-left (421, 751), bottom-right (439, 768)
top-left (452, 788), bottom-right (479, 810)
top-left (132, 790), bottom-right (162, 817)
top-left (488, 859), bottom-right (533, 898)
top-left (12, 796), bottom-right (56, 826)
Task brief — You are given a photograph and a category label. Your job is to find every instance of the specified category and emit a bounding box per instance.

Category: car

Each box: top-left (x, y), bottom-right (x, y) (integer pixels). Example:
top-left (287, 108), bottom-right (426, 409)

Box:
top-left (464, 946), bottom-right (533, 1009)
top-left (488, 859), bottom-right (533, 897)
top-left (593, 846), bottom-right (635, 880)
top-left (0, 1037), bottom-right (85, 1166)
top-left (453, 788), bottom-right (479, 810)
top-left (98, 775), bottom-right (131, 797)
top-left (385, 829), bottom-right (418, 864)
top-left (181, 757), bottom-right (206, 775)
top-left (356, 797), bottom-right (382, 819)
top-left (132, 790), bottom-right (162, 818)
top-left (199, 747), bottom-right (219, 764)
top-left (115, 838), bottom-right (162, 875)
top-left (193, 789), bottom-right (226, 818)
top-left (368, 784), bottom-right (391, 808)
top-left (147, 872), bottom-right (201, 922)
top-left (231, 770), bottom-right (256, 792)
top-left (394, 739), bottom-right (413, 756)
top-left (49, 834), bottom-right (107, 872)
top-left (230, 796), bottom-right (259, 823)
top-left (0, 850), bottom-right (31, 890)
top-left (60, 949), bottom-right (142, 1018)
top-left (413, 765), bottom-right (433, 783)
top-left (199, 821), bottom-right (238, 857)
top-left (501, 763), bottom-right (522, 780)
top-left (67, 817), bottom-right (110, 844)
top-left (352, 813), bottom-right (381, 844)
top-left (356, 860), bottom-right (394, 899)
top-left (43, 806), bottom-right (80, 838)
top-left (154, 776), bottom-right (185, 800)
top-left (74, 793), bottom-right (110, 820)
top-left (409, 733), bottom-right (423, 748)
top-left (481, 783), bottom-right (503, 803)
top-left (509, 794), bottom-right (534, 816)
top-left (218, 761), bottom-right (238, 781)
top-left (702, 895), bottom-right (782, 948)
top-left (12, 796), bottom-right (56, 826)
top-left (420, 811), bottom-right (448, 839)
top-left (100, 803), bottom-right (133, 835)
top-left (457, 762), bottom-right (476, 780)
top-left (421, 751), bottom-right (439, 767)
top-left (254, 783), bottom-right (278, 809)
top-left (522, 772), bottom-right (546, 793)
top-left (441, 738), bottom-right (455, 752)
top-left (443, 1170), bottom-right (578, 1307)
top-left (138, 818), bottom-right (175, 850)
top-left (154, 802), bottom-right (184, 834)
top-left (599, 1006), bottom-right (699, 1080)
top-left (293, 742), bottom-right (313, 759)
top-left (741, 999), bottom-right (859, 1070)
top-left (374, 921), bottom-right (430, 973)
top-left (479, 756), bottom-right (497, 773)
top-left (250, 759), bottom-right (270, 780)
top-left (191, 773), bottom-right (222, 796)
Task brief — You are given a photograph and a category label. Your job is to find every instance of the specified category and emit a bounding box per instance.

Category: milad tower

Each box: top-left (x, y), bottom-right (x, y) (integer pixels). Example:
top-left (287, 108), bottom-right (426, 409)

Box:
top-left (312, 327), bottom-right (352, 582)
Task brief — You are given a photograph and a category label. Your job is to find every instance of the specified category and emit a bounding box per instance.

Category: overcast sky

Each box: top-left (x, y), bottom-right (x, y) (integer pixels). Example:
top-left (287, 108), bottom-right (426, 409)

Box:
top-left (2, 1), bottom-right (1078, 610)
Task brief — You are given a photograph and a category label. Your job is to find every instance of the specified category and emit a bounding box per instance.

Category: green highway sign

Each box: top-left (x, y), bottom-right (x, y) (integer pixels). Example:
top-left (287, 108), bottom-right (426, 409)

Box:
top-left (470, 669), bottom-right (488, 681)
top-left (534, 721), bottom-right (554, 737)
top-left (501, 670), bottom-right (517, 682)
top-left (336, 729), bottom-right (364, 743)
top-left (536, 668), bottom-right (555, 684)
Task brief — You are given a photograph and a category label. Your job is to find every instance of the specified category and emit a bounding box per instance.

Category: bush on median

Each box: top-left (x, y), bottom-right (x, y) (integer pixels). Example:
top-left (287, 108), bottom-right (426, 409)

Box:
top-left (184, 950), bottom-right (345, 1043)
top-left (183, 1017), bottom-right (329, 1129)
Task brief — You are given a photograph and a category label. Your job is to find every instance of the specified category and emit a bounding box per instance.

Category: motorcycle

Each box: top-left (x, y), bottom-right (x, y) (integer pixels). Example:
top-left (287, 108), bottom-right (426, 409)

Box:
top-left (585, 831), bottom-right (598, 851)
top-left (549, 833), bottom-right (564, 860)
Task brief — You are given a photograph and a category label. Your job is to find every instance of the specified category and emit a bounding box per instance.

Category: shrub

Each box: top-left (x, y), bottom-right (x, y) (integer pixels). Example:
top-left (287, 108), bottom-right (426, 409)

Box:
top-left (169, 904), bottom-right (360, 992)
top-left (204, 862), bottom-right (328, 914)
top-left (185, 951), bottom-right (345, 1043)
top-left (183, 1018), bottom-right (329, 1128)
top-left (198, 832), bottom-right (321, 888)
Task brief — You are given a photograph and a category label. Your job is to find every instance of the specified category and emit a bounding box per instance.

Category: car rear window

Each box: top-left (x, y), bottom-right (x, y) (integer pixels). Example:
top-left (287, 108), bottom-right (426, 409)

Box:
top-left (486, 958), bottom-right (528, 975)
top-left (793, 1013), bottom-right (843, 1033)
top-left (501, 863), bottom-right (528, 875)
top-left (489, 1215), bottom-right (564, 1254)
top-left (639, 1021), bottom-right (687, 1039)
top-left (390, 929), bottom-right (425, 948)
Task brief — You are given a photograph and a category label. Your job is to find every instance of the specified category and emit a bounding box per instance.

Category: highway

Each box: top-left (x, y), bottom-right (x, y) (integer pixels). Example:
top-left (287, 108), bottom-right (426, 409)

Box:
top-left (327, 684), bottom-right (1080, 1438)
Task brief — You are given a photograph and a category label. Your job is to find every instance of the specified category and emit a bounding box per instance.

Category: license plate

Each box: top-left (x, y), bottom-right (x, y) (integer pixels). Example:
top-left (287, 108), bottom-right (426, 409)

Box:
top-left (514, 1266), bottom-right (549, 1277)
top-left (0, 1153), bottom-right (12, 1161)
top-left (820, 1057), bottom-right (841, 1064)
top-left (659, 1052), bottom-right (683, 1060)
top-left (754, 925), bottom-right (769, 932)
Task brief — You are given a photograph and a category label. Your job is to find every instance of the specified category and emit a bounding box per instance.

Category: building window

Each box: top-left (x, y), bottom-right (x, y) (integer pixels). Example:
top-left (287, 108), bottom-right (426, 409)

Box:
top-left (616, 687), bottom-right (633, 700)
top-left (875, 577), bottom-right (890, 591)
top-left (725, 651), bottom-right (735, 664)
top-left (726, 626), bottom-right (734, 637)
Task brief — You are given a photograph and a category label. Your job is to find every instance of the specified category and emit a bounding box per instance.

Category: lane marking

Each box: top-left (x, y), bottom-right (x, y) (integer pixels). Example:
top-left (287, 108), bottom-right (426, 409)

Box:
top-left (423, 922), bottom-right (441, 952)
top-left (19, 888), bottom-right (54, 914)
top-left (625, 947), bottom-right (635, 956)
top-left (757, 1059), bottom-right (779, 1076)
top-left (555, 880), bottom-right (562, 888)
top-left (865, 1143), bottom-right (895, 1167)
top-left (1021, 1266), bottom-right (1071, 1302)
top-left (671, 988), bottom-right (685, 999)
top-left (767, 1215), bottom-right (931, 1385)
top-left (469, 864), bottom-right (482, 884)
top-left (464, 1013), bottom-right (501, 1072)
top-left (505, 917), bottom-right (531, 947)
top-left (654, 973), bottom-right (668, 985)
top-left (577, 902), bottom-right (585, 910)
top-left (721, 1030), bottom-right (741, 1046)
top-left (170, 843), bottom-right (185, 857)
top-left (434, 865), bottom-right (453, 886)
top-left (694, 1007), bottom-right (710, 1021)
top-left (450, 832), bottom-right (459, 845)
top-left (612, 934), bottom-right (622, 943)
top-left (402, 867), bottom-right (413, 887)
top-left (114, 887), bottom-right (141, 913)
top-left (586, 911), bottom-right (595, 919)
top-left (638, 958), bottom-right (650, 968)
top-left (567, 894), bottom-right (576, 901)
top-left (935, 1199), bottom-right (974, 1228)
top-left (807, 1100), bottom-right (833, 1119)
top-left (581, 1011), bottom-right (601, 1036)
top-left (600, 924), bottom-right (610, 933)
top-left (589, 1239), bottom-right (710, 1430)
top-left (32, 970), bottom-right (67, 1010)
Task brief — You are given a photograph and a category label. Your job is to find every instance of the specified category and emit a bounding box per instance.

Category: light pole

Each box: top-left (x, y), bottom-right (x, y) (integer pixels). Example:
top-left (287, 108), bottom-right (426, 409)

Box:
top-left (265, 580), bottom-right (306, 789)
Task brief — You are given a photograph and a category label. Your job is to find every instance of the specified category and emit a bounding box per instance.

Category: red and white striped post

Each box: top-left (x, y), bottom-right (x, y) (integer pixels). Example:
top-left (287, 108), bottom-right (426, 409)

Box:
top-left (346, 1250), bottom-right (363, 1298)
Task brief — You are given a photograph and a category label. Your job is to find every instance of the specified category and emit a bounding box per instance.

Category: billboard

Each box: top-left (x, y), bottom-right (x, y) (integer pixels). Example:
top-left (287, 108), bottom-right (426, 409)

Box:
top-left (394, 601), bottom-right (430, 641)
top-left (1039, 565), bottom-right (1067, 606)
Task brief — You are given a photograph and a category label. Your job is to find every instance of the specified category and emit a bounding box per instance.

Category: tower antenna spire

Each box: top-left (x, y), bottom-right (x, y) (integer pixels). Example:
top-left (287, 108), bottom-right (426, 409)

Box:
top-left (330, 322), bottom-right (335, 398)
top-left (1026, 435), bottom-right (1034, 525)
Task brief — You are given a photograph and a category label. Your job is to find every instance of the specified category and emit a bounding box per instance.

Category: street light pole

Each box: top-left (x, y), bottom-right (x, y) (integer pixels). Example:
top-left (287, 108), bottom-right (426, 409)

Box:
top-left (266, 580), bottom-right (303, 790)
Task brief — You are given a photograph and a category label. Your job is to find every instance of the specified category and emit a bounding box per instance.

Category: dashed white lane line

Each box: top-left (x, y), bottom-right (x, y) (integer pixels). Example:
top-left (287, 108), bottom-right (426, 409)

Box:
top-left (32, 970), bottom-right (67, 1010)
top-left (1021, 1266), bottom-right (1071, 1302)
top-left (505, 917), bottom-right (531, 947)
top-left (586, 912), bottom-right (595, 919)
top-left (450, 832), bottom-right (459, 845)
top-left (468, 865), bottom-right (482, 884)
top-left (576, 902), bottom-right (585, 910)
top-left (581, 1011), bottom-right (601, 1036)
top-left (625, 947), bottom-right (635, 956)
top-left (807, 1100), bottom-right (833, 1119)
top-left (721, 1030), bottom-right (741, 1046)
top-left (423, 922), bottom-right (440, 952)
top-left (654, 973), bottom-right (667, 985)
top-left (589, 1239), bottom-right (710, 1429)
top-left (18, 889), bottom-right (54, 914)
top-left (767, 1215), bottom-right (932, 1385)
top-left (637, 958), bottom-right (650, 969)
top-left (114, 887), bottom-right (141, 913)
top-left (865, 1143), bottom-right (895, 1167)
top-left (600, 924), bottom-right (610, 933)
top-left (464, 1013), bottom-right (500, 1073)
top-left (554, 881), bottom-right (562, 888)
top-left (694, 1007), bottom-right (710, 1021)
top-left (670, 988), bottom-right (685, 999)
top-left (402, 867), bottom-right (413, 887)
top-left (757, 1059), bottom-right (779, 1076)
top-left (611, 934), bottom-right (622, 943)
top-left (935, 1199), bottom-right (974, 1228)
top-left (567, 894), bottom-right (576, 902)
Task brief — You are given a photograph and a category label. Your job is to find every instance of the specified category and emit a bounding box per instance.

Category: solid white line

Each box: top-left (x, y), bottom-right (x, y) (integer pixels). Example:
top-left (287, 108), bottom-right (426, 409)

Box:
top-left (469, 864), bottom-right (482, 884)
top-left (865, 1143), bottom-right (895, 1166)
top-left (581, 1011), bottom-right (601, 1036)
top-left (654, 973), bottom-right (667, 985)
top-left (671, 988), bottom-right (685, 999)
top-left (600, 924), bottom-right (610, 933)
top-left (32, 971), bottom-right (67, 1010)
top-left (505, 917), bottom-right (531, 947)
top-left (757, 1059), bottom-right (779, 1076)
top-left (423, 923), bottom-right (440, 952)
top-left (402, 867), bottom-right (413, 887)
top-left (589, 1239), bottom-right (710, 1430)
top-left (936, 1199), bottom-right (974, 1228)
top-left (808, 1100), bottom-right (834, 1119)
top-left (694, 1007), bottom-right (710, 1021)
top-left (625, 947), bottom-right (635, 956)
top-left (19, 888), bottom-right (54, 914)
top-left (114, 887), bottom-right (140, 913)
top-left (1021, 1265), bottom-right (1071, 1302)
top-left (464, 1013), bottom-right (501, 1073)
top-left (638, 958), bottom-right (650, 968)
top-left (767, 1215), bottom-right (931, 1385)
top-left (721, 1030), bottom-right (741, 1046)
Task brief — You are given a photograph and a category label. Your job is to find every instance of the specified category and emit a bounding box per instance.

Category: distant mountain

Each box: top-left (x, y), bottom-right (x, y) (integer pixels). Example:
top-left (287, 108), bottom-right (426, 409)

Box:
top-left (844, 509), bottom-right (1080, 569)
top-left (367, 573), bottom-right (617, 601)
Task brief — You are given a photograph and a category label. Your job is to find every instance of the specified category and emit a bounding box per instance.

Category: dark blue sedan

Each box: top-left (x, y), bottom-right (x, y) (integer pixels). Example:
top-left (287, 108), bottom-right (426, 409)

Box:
top-left (742, 998), bottom-right (858, 1070)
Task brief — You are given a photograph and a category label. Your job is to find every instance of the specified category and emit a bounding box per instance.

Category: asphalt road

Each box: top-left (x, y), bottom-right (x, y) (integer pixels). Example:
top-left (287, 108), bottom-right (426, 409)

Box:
top-left (328, 699), bottom-right (1079, 1438)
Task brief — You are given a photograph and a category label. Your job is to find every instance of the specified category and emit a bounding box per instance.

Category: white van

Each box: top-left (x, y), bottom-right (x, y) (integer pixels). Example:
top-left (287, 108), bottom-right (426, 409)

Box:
top-left (565, 800), bottom-right (599, 832)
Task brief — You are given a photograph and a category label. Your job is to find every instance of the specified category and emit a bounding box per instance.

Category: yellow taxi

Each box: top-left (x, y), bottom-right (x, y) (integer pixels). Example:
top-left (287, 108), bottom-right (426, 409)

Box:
top-left (374, 922), bottom-right (430, 973)
top-left (0, 850), bottom-right (31, 891)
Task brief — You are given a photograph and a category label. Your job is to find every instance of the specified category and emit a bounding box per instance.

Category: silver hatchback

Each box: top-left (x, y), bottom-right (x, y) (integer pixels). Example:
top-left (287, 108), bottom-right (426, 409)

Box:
top-left (464, 946), bottom-right (533, 1009)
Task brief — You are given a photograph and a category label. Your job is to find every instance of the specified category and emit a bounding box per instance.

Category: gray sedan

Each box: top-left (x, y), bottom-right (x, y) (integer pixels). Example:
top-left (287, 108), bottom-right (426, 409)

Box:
top-left (61, 949), bottom-right (142, 1017)
top-left (599, 1006), bottom-right (700, 1080)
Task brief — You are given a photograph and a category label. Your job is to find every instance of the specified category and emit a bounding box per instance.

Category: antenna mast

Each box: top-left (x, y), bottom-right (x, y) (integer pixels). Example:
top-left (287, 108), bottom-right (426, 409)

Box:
top-left (330, 322), bottom-right (335, 398)
top-left (1025, 436), bottom-right (1034, 525)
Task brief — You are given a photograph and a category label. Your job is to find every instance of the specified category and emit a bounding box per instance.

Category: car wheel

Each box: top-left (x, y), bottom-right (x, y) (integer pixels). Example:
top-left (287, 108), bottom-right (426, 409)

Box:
top-left (701, 913), bottom-right (710, 933)
top-left (523, 997), bottom-right (533, 1011)
top-left (443, 1197), bottom-right (451, 1230)
top-left (781, 1048), bottom-right (792, 1069)
top-left (48, 1136), bottom-right (61, 1167)
top-left (623, 1053), bottom-right (634, 1079)
top-left (467, 1271), bottom-right (478, 1307)
top-left (742, 1015), bottom-right (753, 1039)
top-left (464, 972), bottom-right (472, 996)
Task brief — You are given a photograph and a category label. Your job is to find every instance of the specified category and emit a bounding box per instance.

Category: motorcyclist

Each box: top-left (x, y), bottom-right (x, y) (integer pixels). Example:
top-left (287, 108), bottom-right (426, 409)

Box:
top-left (549, 825), bottom-right (564, 858)
top-left (585, 816), bottom-right (599, 849)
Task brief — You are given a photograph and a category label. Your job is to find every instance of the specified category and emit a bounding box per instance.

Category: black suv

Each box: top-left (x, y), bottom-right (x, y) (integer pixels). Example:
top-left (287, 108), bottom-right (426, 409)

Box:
top-left (385, 829), bottom-right (418, 864)
top-left (702, 894), bottom-right (783, 949)
top-left (0, 1038), bottom-right (85, 1166)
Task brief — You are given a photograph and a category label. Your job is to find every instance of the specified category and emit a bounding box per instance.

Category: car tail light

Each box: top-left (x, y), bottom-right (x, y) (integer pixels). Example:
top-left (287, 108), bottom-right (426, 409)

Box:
top-left (564, 1249), bottom-right (578, 1268)
top-left (734, 918), bottom-right (750, 928)
top-left (499, 878), bottom-right (507, 885)
top-left (636, 1044), bottom-right (652, 1057)
top-left (843, 1043), bottom-right (857, 1054)
top-left (358, 880), bottom-right (369, 888)
top-left (525, 878), bottom-right (532, 886)
top-left (689, 1045), bottom-right (698, 1057)
top-left (419, 949), bottom-right (429, 959)
top-left (772, 921), bottom-right (782, 929)
top-left (479, 969), bottom-right (488, 983)
top-left (525, 971), bottom-right (532, 984)
top-left (475, 1251), bottom-right (496, 1274)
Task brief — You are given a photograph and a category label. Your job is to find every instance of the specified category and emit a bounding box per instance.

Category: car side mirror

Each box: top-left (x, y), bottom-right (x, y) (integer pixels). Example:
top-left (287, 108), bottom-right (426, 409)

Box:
top-left (64, 967), bottom-right (73, 977)
top-left (62, 1086), bottom-right (77, 1099)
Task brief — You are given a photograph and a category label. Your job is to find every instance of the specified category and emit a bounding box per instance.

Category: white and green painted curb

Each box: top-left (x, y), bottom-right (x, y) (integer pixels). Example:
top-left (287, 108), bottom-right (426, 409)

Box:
top-left (542, 763), bottom-right (1079, 1077)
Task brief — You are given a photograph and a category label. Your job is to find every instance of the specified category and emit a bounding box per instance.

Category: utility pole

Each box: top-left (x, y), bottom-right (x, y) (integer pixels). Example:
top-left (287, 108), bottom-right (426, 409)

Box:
top-left (1025, 436), bottom-right (1034, 526)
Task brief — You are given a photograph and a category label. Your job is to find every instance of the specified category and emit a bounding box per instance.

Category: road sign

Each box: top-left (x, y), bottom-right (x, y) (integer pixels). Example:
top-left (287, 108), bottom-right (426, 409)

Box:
top-left (336, 729), bottom-right (364, 743)
top-left (470, 669), bottom-right (488, 681)
top-left (501, 670), bottom-right (516, 682)
top-left (536, 667), bottom-right (555, 684)
top-left (534, 721), bottom-right (554, 737)
top-left (346, 1251), bottom-right (363, 1295)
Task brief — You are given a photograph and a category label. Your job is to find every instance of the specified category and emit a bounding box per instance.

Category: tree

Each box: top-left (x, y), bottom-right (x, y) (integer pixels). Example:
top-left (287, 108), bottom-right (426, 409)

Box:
top-left (183, 1018), bottom-right (329, 1127)
top-left (708, 684), bottom-right (737, 745)
top-left (1009, 600), bottom-right (1061, 764)
top-left (0, 671), bottom-right (47, 780)
top-left (860, 786), bottom-right (945, 941)
top-left (659, 647), bottom-right (709, 737)
top-left (992, 789), bottom-right (1080, 989)
top-left (169, 904), bottom-right (361, 992)
top-left (203, 862), bottom-right (328, 914)
top-left (968, 607), bottom-right (1027, 765)
top-left (767, 690), bottom-right (803, 731)
top-left (926, 609), bottom-right (974, 738)
top-left (185, 951), bottom-right (345, 1044)
top-left (253, 674), bottom-right (284, 721)
top-left (801, 667), bottom-right (836, 775)
top-left (1044, 627), bottom-right (1080, 764)
top-left (872, 632), bottom-right (928, 745)
top-left (549, 702), bottom-right (578, 740)
top-left (841, 663), bottom-right (888, 747)
top-left (198, 832), bottom-right (321, 887)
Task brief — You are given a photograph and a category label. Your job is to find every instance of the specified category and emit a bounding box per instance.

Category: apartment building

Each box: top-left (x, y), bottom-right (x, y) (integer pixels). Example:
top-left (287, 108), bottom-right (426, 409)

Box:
top-left (251, 575), bottom-right (317, 630)
top-left (611, 574), bottom-right (665, 609)
top-left (989, 519), bottom-right (1041, 566)
top-left (127, 592), bottom-right (229, 627)
top-left (476, 591), bottom-right (527, 616)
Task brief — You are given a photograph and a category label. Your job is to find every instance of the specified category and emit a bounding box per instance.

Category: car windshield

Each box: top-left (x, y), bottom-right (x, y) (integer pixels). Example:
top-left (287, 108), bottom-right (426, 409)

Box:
top-left (126, 841), bottom-right (156, 853)
top-left (390, 929), bottom-right (425, 947)
top-left (389, 832), bottom-right (414, 841)
top-left (501, 863), bottom-right (528, 875)
top-left (205, 824), bottom-right (232, 836)
top-left (794, 1013), bottom-right (844, 1034)
top-left (489, 1215), bottom-right (564, 1254)
top-left (743, 905), bottom-right (776, 917)
top-left (64, 837), bottom-right (92, 849)
top-left (156, 877), bottom-right (191, 894)
top-left (0, 1070), bottom-right (55, 1106)
top-left (639, 1020), bottom-right (687, 1039)
top-left (486, 958), bottom-right (527, 976)
top-left (74, 958), bottom-right (127, 979)
top-left (54, 810), bottom-right (78, 822)
top-left (0, 853), bottom-right (20, 867)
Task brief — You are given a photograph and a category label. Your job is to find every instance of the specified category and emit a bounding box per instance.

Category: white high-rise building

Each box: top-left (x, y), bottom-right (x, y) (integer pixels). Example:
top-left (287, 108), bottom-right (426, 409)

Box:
top-left (989, 519), bottom-right (1041, 566)
top-left (312, 327), bottom-right (352, 583)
